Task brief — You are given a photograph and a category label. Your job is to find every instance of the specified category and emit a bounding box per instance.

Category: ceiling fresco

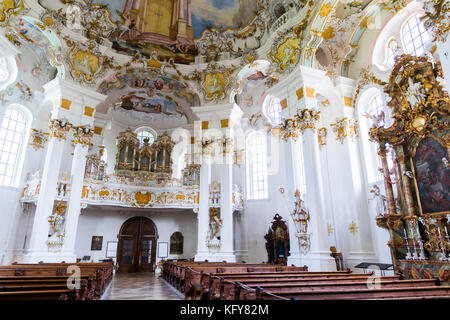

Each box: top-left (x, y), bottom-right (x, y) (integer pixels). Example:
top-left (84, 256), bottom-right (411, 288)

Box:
top-left (97, 68), bottom-right (200, 119)
top-left (60, 0), bottom-right (258, 64)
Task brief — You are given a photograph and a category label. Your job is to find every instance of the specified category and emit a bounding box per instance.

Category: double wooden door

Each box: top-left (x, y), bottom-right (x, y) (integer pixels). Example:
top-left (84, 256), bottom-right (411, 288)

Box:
top-left (117, 217), bottom-right (158, 273)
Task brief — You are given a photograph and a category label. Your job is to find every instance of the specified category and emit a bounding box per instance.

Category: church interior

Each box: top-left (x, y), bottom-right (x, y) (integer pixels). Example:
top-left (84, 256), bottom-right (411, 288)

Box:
top-left (0, 0), bottom-right (449, 302)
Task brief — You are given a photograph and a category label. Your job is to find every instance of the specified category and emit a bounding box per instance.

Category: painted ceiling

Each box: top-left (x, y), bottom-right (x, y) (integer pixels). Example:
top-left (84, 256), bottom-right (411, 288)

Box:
top-left (95, 0), bottom-right (258, 38)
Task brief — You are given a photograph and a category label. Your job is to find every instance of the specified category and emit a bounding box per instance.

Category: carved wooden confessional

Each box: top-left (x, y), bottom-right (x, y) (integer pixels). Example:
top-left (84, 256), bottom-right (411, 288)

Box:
top-left (370, 54), bottom-right (449, 281)
top-left (115, 128), bottom-right (175, 182)
top-left (264, 214), bottom-right (290, 265)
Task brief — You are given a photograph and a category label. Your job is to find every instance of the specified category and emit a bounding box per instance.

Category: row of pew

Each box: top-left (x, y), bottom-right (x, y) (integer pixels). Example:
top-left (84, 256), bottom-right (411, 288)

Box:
top-left (0, 260), bottom-right (114, 300)
top-left (162, 260), bottom-right (450, 300)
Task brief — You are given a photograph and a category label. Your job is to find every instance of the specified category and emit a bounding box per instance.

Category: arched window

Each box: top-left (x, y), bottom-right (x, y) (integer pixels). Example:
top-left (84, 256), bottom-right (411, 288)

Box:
top-left (368, 93), bottom-right (386, 128)
top-left (0, 106), bottom-right (30, 187)
top-left (263, 95), bottom-right (283, 126)
top-left (358, 89), bottom-right (385, 183)
top-left (401, 15), bottom-right (430, 56)
top-left (386, 39), bottom-right (400, 67)
top-left (135, 127), bottom-right (156, 148)
top-left (246, 131), bottom-right (269, 200)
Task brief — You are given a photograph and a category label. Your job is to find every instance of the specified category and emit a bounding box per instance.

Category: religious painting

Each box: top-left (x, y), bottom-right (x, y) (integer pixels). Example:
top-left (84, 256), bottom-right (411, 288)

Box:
top-left (71, 50), bottom-right (100, 81)
top-left (169, 232), bottom-right (184, 255)
top-left (203, 72), bottom-right (226, 100)
top-left (119, 92), bottom-right (179, 115)
top-left (91, 236), bottom-right (103, 251)
top-left (0, 0), bottom-right (22, 23)
top-left (412, 136), bottom-right (450, 215)
top-left (97, 68), bottom-right (199, 120)
top-left (273, 38), bottom-right (300, 71)
top-left (81, 0), bottom-right (258, 63)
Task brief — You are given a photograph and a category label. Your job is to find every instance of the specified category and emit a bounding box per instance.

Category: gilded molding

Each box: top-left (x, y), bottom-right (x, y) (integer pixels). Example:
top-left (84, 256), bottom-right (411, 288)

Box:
top-left (423, 0), bottom-right (450, 43)
top-left (72, 126), bottom-right (93, 146)
top-left (280, 109), bottom-right (321, 141)
top-left (48, 119), bottom-right (72, 141)
top-left (330, 117), bottom-right (359, 144)
top-left (29, 129), bottom-right (49, 150)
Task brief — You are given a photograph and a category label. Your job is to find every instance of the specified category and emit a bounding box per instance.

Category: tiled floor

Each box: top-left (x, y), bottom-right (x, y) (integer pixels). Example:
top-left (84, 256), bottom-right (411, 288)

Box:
top-left (102, 272), bottom-right (184, 300)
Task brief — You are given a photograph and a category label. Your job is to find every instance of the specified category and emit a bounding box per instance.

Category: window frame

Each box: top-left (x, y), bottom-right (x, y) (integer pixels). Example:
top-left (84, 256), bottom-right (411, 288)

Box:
top-left (134, 126), bottom-right (157, 148)
top-left (0, 104), bottom-right (31, 188)
top-left (400, 14), bottom-right (431, 57)
top-left (246, 131), bottom-right (269, 201)
top-left (263, 95), bottom-right (283, 127)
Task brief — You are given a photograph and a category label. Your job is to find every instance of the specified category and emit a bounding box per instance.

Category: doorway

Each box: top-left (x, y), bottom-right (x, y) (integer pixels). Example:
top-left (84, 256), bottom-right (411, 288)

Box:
top-left (117, 216), bottom-right (158, 273)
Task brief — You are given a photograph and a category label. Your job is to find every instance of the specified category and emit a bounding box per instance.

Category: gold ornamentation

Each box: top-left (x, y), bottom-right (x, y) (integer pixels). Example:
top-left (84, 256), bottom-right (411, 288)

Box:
top-left (318, 127), bottom-right (327, 148)
top-left (349, 221), bottom-right (358, 235)
top-left (29, 129), bottom-right (49, 150)
top-left (48, 119), bottom-right (72, 140)
top-left (65, 38), bottom-right (121, 84)
top-left (72, 126), bottom-right (93, 146)
top-left (135, 191), bottom-right (152, 206)
top-left (330, 118), bottom-right (359, 144)
top-left (0, 0), bottom-right (25, 26)
top-left (272, 37), bottom-right (300, 71)
top-left (422, 0), bottom-right (450, 43)
top-left (280, 109), bottom-right (321, 141)
top-left (327, 223), bottom-right (333, 236)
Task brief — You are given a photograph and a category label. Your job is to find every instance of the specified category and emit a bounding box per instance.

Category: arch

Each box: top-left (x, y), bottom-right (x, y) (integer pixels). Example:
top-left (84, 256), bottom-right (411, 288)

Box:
top-left (117, 216), bottom-right (158, 273)
top-left (134, 126), bottom-right (157, 147)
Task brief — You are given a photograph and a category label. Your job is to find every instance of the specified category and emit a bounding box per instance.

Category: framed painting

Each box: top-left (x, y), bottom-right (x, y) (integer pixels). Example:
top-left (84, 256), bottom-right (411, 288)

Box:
top-left (91, 236), bottom-right (103, 251)
top-left (411, 136), bottom-right (450, 215)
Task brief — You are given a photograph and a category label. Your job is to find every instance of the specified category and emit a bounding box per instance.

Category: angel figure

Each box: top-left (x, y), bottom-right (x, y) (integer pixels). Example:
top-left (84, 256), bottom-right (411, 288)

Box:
top-left (368, 185), bottom-right (387, 217)
top-left (116, 11), bottom-right (132, 39)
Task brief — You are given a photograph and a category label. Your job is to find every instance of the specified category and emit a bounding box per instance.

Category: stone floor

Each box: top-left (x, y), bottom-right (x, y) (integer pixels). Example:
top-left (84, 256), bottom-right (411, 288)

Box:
top-left (102, 272), bottom-right (184, 300)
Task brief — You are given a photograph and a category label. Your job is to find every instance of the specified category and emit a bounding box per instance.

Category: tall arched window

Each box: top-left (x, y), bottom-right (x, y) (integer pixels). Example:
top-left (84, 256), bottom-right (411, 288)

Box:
top-left (401, 15), bottom-right (430, 56)
top-left (386, 39), bottom-right (400, 67)
top-left (263, 95), bottom-right (283, 126)
top-left (135, 127), bottom-right (156, 148)
top-left (0, 106), bottom-right (30, 187)
top-left (246, 131), bottom-right (269, 200)
top-left (358, 89), bottom-right (385, 183)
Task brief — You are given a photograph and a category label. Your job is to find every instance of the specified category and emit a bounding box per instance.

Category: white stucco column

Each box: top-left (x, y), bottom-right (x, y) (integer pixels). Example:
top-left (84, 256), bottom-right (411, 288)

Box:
top-left (23, 78), bottom-right (106, 263)
top-left (23, 122), bottom-right (70, 263)
top-left (301, 125), bottom-right (333, 269)
top-left (218, 151), bottom-right (236, 262)
top-left (194, 159), bottom-right (211, 261)
top-left (60, 133), bottom-right (92, 262)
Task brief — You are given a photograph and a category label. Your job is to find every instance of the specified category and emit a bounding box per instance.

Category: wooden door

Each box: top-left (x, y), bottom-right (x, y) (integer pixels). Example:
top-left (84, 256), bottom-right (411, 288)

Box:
top-left (117, 217), bottom-right (158, 273)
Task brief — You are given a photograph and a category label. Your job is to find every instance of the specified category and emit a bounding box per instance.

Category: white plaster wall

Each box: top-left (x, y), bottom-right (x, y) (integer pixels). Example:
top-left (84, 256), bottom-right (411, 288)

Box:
top-left (74, 208), bottom-right (198, 265)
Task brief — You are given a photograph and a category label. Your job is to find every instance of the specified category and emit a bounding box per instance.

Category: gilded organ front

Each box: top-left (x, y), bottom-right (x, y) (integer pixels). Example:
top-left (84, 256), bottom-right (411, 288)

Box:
top-left (115, 128), bottom-right (175, 182)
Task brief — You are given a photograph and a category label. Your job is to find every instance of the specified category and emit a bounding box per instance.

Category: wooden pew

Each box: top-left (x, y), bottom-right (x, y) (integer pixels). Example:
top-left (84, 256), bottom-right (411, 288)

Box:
top-left (0, 261), bottom-right (113, 300)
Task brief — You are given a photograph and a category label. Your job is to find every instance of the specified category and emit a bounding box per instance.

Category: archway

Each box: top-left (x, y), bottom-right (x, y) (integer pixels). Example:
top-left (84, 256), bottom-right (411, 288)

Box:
top-left (117, 216), bottom-right (158, 273)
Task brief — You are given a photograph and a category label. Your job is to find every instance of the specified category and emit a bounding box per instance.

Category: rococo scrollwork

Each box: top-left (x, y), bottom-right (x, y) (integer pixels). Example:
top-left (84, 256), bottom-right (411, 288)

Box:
top-left (370, 53), bottom-right (450, 273)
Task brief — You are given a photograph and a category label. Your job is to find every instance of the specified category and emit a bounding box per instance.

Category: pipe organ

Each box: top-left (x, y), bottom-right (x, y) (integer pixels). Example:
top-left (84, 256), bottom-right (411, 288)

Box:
top-left (115, 128), bottom-right (175, 182)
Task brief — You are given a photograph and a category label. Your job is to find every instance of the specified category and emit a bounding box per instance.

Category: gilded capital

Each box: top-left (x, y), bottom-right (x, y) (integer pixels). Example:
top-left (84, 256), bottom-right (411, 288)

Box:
top-left (48, 119), bottom-right (72, 141)
top-left (72, 126), bottom-right (93, 146)
top-left (280, 108), bottom-right (321, 141)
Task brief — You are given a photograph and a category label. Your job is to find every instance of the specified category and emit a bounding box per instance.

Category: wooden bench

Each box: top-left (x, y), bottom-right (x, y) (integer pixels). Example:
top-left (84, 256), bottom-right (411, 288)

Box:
top-left (0, 261), bottom-right (113, 300)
